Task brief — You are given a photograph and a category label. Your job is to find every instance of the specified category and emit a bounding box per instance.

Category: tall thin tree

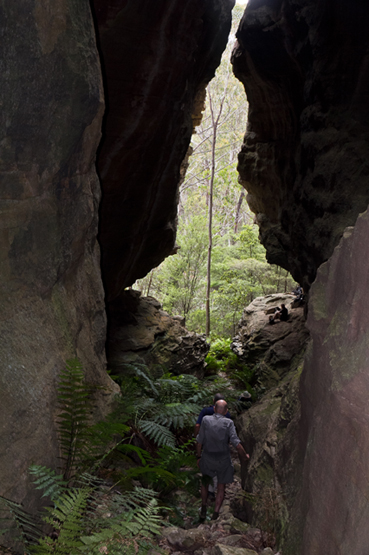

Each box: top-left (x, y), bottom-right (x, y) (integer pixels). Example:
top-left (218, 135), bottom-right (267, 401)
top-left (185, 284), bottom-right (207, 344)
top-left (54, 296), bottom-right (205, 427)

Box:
top-left (205, 79), bottom-right (229, 336)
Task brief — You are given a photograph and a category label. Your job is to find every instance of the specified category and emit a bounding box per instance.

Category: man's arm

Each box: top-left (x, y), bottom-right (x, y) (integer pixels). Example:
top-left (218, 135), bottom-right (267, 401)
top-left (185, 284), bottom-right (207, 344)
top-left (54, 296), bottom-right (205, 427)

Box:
top-left (236, 443), bottom-right (250, 462)
top-left (228, 422), bottom-right (250, 462)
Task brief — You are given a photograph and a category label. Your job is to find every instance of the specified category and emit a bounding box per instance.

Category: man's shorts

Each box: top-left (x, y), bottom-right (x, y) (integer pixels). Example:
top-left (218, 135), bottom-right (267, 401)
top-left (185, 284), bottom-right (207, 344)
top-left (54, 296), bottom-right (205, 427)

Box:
top-left (199, 452), bottom-right (234, 484)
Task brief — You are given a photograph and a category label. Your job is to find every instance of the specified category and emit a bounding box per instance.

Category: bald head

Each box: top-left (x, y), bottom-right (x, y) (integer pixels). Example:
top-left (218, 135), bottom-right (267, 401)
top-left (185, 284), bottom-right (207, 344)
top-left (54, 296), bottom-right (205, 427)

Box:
top-left (214, 400), bottom-right (228, 415)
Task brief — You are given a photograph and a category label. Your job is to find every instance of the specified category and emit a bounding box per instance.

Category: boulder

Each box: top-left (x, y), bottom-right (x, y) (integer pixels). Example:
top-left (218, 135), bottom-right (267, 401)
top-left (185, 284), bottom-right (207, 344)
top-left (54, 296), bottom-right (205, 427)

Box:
top-left (107, 289), bottom-right (209, 377)
top-left (162, 526), bottom-right (211, 551)
top-left (232, 294), bottom-right (309, 389)
top-left (212, 546), bottom-right (257, 555)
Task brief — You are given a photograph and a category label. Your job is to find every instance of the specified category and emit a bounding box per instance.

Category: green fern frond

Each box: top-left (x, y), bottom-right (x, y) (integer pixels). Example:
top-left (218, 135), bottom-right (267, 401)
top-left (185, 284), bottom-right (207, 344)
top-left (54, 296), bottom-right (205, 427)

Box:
top-left (154, 377), bottom-right (187, 403)
top-left (153, 402), bottom-right (200, 429)
top-left (35, 488), bottom-right (90, 554)
top-left (138, 420), bottom-right (176, 448)
top-left (77, 488), bottom-right (162, 554)
top-left (115, 443), bottom-right (151, 465)
top-left (29, 465), bottom-right (67, 501)
top-left (132, 396), bottom-right (156, 416)
top-left (56, 358), bottom-right (93, 479)
top-left (118, 363), bottom-right (159, 396)
top-left (0, 495), bottom-right (43, 548)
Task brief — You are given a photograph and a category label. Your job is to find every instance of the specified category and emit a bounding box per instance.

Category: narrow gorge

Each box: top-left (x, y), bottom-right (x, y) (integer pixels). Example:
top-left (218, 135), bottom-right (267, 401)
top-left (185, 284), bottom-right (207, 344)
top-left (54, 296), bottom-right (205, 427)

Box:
top-left (1, 1), bottom-right (369, 553)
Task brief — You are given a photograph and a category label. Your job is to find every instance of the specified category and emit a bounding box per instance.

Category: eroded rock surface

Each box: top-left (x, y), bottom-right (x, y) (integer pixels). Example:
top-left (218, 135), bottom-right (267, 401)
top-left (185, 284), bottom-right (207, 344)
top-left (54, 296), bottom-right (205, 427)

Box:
top-left (232, 0), bottom-right (369, 291)
top-left (284, 209), bottom-right (369, 554)
top-left (93, 0), bottom-right (235, 299)
top-left (232, 294), bottom-right (309, 389)
top-left (0, 0), bottom-right (118, 506)
top-left (234, 366), bottom-right (304, 541)
top-left (107, 290), bottom-right (209, 377)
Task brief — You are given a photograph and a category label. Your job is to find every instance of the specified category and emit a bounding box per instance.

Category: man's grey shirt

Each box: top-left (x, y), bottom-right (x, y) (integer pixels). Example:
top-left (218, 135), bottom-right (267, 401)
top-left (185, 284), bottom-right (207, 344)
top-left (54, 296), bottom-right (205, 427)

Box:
top-left (197, 413), bottom-right (240, 458)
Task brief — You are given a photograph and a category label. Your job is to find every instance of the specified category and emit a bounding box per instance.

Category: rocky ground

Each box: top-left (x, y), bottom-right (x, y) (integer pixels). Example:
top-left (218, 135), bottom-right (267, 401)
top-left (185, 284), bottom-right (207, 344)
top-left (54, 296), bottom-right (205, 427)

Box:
top-left (153, 452), bottom-right (282, 555)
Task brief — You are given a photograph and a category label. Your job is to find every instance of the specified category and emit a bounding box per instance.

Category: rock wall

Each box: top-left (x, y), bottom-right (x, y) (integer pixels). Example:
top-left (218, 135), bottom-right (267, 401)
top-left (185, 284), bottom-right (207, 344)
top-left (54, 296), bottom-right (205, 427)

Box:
top-left (107, 290), bottom-right (209, 378)
top-left (284, 210), bottom-right (369, 554)
top-left (93, 0), bottom-right (235, 300)
top-left (0, 0), bottom-right (234, 508)
top-left (233, 2), bottom-right (369, 550)
top-left (232, 0), bottom-right (369, 291)
top-left (231, 294), bottom-right (309, 540)
top-left (232, 294), bottom-right (309, 389)
top-left (0, 1), bottom-right (118, 506)
top-left (235, 364), bottom-right (304, 539)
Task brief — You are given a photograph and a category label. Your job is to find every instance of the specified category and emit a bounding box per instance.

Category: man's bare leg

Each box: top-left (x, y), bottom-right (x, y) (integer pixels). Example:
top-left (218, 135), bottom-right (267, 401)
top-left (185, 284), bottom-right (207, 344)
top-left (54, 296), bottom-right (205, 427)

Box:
top-left (213, 483), bottom-right (226, 516)
top-left (201, 483), bottom-right (209, 507)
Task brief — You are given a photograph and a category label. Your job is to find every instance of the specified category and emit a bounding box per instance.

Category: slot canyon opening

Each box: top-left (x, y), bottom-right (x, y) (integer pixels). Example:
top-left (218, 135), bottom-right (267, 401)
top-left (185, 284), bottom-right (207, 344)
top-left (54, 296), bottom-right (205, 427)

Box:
top-left (1, 1), bottom-right (369, 554)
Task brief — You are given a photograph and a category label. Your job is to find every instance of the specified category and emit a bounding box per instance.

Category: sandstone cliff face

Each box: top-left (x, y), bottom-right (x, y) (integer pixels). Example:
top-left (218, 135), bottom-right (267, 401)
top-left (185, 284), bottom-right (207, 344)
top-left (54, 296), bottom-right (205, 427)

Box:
top-left (284, 210), bottom-right (369, 554)
top-left (235, 365), bottom-right (303, 537)
top-left (0, 1), bottom-right (118, 506)
top-left (93, 0), bottom-right (235, 300)
top-left (230, 294), bottom-right (308, 537)
top-left (232, 0), bottom-right (369, 291)
top-left (0, 0), bottom-right (235, 507)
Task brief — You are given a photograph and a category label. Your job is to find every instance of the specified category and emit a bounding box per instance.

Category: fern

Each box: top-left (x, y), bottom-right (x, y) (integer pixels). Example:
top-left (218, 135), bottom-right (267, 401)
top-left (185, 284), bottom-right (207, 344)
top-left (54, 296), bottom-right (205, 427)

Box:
top-left (0, 495), bottom-right (43, 551)
top-left (57, 358), bottom-right (93, 480)
top-left (138, 420), bottom-right (176, 448)
top-left (31, 488), bottom-right (90, 555)
top-left (145, 442), bottom-right (198, 496)
top-left (29, 465), bottom-right (67, 501)
top-left (152, 402), bottom-right (200, 429)
top-left (118, 363), bottom-right (159, 396)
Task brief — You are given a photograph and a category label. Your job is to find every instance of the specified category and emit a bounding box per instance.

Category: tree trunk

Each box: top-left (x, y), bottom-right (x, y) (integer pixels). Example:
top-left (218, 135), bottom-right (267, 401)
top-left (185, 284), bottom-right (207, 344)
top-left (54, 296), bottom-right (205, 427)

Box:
top-left (234, 190), bottom-right (245, 234)
top-left (205, 83), bottom-right (228, 337)
top-left (146, 269), bottom-right (154, 296)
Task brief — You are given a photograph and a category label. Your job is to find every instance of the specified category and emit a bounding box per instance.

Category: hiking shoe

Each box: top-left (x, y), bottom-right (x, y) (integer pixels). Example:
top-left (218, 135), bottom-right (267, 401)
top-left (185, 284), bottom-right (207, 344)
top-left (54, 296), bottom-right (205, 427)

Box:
top-left (211, 511), bottom-right (219, 520)
top-left (200, 505), bottom-right (207, 520)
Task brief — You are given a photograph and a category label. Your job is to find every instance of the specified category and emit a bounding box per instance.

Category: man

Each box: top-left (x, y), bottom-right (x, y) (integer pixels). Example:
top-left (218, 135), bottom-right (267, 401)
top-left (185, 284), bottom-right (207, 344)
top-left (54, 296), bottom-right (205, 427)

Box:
top-left (194, 393), bottom-right (231, 436)
top-left (194, 394), bottom-right (231, 499)
top-left (196, 399), bottom-right (249, 521)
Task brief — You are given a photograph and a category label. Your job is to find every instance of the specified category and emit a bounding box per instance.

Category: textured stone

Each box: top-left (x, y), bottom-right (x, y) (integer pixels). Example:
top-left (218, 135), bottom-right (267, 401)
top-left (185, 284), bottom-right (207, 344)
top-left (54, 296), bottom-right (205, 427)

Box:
top-left (232, 0), bottom-right (369, 291)
top-left (284, 208), bottom-right (369, 554)
top-left (218, 535), bottom-right (245, 547)
top-left (93, 0), bottom-right (235, 299)
top-left (163, 526), bottom-right (211, 551)
top-left (232, 294), bottom-right (309, 389)
top-left (212, 545), bottom-right (257, 555)
top-left (234, 363), bottom-right (303, 538)
top-left (0, 0), bottom-right (118, 507)
top-left (107, 289), bottom-right (209, 377)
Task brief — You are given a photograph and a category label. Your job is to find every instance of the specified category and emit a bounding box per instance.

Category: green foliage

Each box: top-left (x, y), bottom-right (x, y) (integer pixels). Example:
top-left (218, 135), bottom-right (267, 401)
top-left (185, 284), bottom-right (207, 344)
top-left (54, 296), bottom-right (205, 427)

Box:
top-left (153, 214), bottom-right (208, 317)
top-left (135, 223), bottom-right (297, 338)
top-left (1, 466), bottom-right (163, 555)
top-left (205, 338), bottom-right (256, 400)
top-left (136, 442), bottom-right (199, 499)
top-left (0, 495), bottom-right (43, 550)
top-left (29, 465), bottom-right (67, 501)
top-left (57, 358), bottom-right (93, 480)
top-left (121, 365), bottom-right (207, 448)
top-left (133, 0), bottom-right (298, 339)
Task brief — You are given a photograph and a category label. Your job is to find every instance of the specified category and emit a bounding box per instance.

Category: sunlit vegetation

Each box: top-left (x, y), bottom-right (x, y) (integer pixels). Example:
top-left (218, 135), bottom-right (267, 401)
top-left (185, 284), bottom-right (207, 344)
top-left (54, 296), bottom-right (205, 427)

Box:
top-left (135, 6), bottom-right (296, 337)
